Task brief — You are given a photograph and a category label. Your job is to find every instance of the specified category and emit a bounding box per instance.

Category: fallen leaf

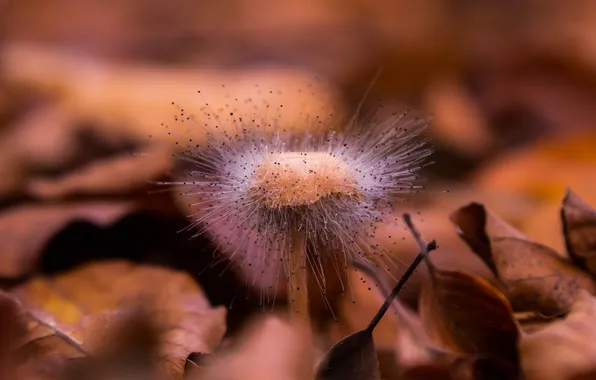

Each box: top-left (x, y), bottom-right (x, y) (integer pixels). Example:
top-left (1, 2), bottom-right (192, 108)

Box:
top-left (520, 290), bottom-right (596, 380)
top-left (451, 203), bottom-right (596, 315)
top-left (194, 315), bottom-right (313, 380)
top-left (10, 260), bottom-right (227, 379)
top-left (419, 264), bottom-right (520, 378)
top-left (562, 189), bottom-right (596, 275)
top-left (0, 202), bottom-right (135, 278)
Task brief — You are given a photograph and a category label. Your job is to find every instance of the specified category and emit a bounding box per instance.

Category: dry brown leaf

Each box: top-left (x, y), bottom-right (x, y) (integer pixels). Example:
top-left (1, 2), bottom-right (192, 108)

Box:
top-left (194, 315), bottom-right (313, 380)
top-left (419, 266), bottom-right (520, 377)
top-left (451, 203), bottom-right (596, 315)
top-left (562, 189), bottom-right (596, 275)
top-left (0, 202), bottom-right (136, 278)
top-left (520, 290), bottom-right (596, 380)
top-left (10, 260), bottom-right (226, 379)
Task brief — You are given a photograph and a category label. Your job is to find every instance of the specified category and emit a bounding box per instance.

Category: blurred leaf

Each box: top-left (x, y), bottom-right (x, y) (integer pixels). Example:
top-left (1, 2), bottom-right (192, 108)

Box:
top-left (474, 131), bottom-right (596, 206)
top-left (0, 43), bottom-right (342, 145)
top-left (10, 260), bottom-right (226, 380)
top-left (419, 265), bottom-right (520, 379)
top-left (194, 316), bottom-right (313, 380)
top-left (562, 189), bottom-right (596, 275)
top-left (520, 290), bottom-right (596, 380)
top-left (26, 144), bottom-right (172, 200)
top-left (0, 202), bottom-right (135, 278)
top-left (424, 78), bottom-right (493, 159)
top-left (64, 310), bottom-right (163, 380)
top-left (0, 105), bottom-right (76, 197)
top-left (0, 291), bottom-right (27, 379)
top-left (451, 203), bottom-right (596, 315)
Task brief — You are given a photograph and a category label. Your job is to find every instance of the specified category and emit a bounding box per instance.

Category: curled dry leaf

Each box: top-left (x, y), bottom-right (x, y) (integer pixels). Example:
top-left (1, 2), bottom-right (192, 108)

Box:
top-left (419, 265), bottom-right (520, 377)
top-left (451, 203), bottom-right (596, 315)
top-left (194, 316), bottom-right (313, 380)
top-left (562, 189), bottom-right (596, 275)
top-left (10, 260), bottom-right (226, 380)
top-left (0, 202), bottom-right (135, 278)
top-left (520, 290), bottom-right (596, 380)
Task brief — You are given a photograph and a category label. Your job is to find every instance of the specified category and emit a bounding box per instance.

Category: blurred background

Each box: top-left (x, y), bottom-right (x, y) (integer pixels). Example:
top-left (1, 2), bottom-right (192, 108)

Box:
top-left (1, 0), bottom-right (596, 330)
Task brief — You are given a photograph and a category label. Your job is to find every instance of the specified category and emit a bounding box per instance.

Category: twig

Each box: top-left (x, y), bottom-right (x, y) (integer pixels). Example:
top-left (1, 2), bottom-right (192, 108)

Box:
top-left (366, 213), bottom-right (436, 333)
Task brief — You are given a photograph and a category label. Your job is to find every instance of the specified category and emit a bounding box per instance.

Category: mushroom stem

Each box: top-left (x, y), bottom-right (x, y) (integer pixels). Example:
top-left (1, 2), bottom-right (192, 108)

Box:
top-left (289, 231), bottom-right (311, 329)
